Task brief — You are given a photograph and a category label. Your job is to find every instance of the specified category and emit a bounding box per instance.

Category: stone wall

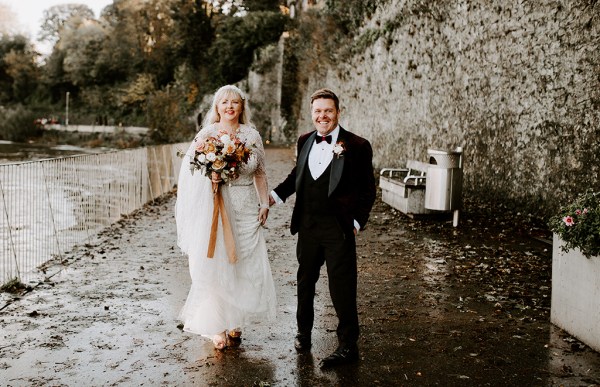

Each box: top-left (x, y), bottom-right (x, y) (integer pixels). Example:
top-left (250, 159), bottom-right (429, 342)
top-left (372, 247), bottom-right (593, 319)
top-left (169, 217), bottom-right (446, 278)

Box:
top-left (244, 35), bottom-right (287, 144)
top-left (296, 0), bottom-right (600, 217)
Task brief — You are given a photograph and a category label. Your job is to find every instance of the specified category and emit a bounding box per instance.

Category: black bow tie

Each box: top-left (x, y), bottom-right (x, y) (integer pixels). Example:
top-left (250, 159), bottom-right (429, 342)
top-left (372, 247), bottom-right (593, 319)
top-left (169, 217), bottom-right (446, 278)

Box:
top-left (316, 135), bottom-right (332, 144)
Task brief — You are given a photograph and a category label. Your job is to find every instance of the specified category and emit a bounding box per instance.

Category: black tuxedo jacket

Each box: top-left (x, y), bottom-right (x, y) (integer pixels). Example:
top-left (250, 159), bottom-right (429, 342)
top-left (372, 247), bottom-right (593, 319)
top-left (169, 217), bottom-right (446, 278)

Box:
top-left (273, 127), bottom-right (376, 235)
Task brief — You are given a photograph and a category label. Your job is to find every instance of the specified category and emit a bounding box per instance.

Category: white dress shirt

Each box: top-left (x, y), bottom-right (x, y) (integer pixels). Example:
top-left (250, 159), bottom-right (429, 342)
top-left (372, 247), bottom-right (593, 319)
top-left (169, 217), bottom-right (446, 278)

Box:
top-left (308, 126), bottom-right (339, 180)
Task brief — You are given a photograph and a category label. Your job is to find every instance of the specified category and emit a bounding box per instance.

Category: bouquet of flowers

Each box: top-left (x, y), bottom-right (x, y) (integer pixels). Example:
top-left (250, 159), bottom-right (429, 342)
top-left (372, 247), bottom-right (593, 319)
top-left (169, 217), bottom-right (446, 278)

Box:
top-left (185, 132), bottom-right (253, 183)
top-left (177, 131), bottom-right (253, 262)
top-left (548, 190), bottom-right (600, 258)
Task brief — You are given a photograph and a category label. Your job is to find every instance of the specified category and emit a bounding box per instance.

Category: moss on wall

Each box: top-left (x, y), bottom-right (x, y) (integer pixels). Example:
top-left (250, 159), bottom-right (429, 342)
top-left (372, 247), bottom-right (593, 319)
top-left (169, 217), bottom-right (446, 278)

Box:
top-left (293, 0), bottom-right (600, 218)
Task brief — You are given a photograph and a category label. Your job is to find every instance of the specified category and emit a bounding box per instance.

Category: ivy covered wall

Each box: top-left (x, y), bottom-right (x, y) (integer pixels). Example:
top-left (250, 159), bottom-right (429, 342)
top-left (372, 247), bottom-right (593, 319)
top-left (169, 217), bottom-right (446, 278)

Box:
top-left (294, 0), bottom-right (600, 218)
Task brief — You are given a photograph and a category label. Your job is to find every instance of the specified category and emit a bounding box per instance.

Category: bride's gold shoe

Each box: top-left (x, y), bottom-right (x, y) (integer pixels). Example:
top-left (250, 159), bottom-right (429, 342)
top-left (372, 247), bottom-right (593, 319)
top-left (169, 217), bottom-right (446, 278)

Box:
top-left (227, 330), bottom-right (242, 348)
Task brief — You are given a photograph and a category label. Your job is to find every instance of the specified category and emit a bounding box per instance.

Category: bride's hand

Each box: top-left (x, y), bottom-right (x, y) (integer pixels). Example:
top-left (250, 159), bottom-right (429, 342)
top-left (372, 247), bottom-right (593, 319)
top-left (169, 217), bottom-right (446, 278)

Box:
top-left (258, 207), bottom-right (269, 225)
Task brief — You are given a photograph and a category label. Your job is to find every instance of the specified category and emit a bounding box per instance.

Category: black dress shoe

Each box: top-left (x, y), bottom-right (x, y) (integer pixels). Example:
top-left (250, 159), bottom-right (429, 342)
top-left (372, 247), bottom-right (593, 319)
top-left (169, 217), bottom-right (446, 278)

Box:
top-left (319, 346), bottom-right (359, 369)
top-left (294, 333), bottom-right (311, 352)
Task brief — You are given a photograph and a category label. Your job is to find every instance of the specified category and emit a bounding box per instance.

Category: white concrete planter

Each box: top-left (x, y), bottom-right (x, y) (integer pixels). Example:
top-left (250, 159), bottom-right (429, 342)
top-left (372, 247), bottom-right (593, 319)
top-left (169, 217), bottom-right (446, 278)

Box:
top-left (551, 234), bottom-right (600, 352)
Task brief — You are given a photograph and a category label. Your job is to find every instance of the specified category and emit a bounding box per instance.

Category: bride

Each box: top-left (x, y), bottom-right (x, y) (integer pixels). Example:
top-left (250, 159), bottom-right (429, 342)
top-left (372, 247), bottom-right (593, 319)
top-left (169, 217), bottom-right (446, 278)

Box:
top-left (175, 85), bottom-right (276, 350)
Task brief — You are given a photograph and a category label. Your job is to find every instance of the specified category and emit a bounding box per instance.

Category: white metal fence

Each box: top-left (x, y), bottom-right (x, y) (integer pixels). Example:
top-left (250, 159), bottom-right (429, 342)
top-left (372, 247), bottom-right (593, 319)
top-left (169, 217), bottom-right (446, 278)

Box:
top-left (0, 143), bottom-right (187, 288)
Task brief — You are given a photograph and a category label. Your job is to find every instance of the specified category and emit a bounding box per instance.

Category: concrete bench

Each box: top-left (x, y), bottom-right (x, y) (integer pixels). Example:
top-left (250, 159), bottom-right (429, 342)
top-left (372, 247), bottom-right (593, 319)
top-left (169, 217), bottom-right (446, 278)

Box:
top-left (379, 160), bottom-right (433, 217)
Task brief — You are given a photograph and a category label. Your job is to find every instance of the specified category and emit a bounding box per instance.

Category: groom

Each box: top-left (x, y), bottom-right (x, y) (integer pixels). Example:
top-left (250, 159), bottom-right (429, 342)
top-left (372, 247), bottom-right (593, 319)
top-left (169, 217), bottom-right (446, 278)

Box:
top-left (269, 88), bottom-right (376, 368)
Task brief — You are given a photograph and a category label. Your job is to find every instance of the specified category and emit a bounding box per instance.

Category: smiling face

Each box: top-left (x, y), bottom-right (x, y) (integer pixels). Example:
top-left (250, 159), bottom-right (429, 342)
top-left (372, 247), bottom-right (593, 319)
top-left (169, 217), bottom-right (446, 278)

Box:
top-left (216, 92), bottom-right (243, 123)
top-left (311, 97), bottom-right (339, 136)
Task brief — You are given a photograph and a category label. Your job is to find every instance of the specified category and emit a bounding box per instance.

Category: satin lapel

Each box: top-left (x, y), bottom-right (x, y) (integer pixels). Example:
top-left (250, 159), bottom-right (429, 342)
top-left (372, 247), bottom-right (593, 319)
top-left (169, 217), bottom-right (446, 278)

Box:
top-left (295, 132), bottom-right (317, 191)
top-left (328, 129), bottom-right (345, 197)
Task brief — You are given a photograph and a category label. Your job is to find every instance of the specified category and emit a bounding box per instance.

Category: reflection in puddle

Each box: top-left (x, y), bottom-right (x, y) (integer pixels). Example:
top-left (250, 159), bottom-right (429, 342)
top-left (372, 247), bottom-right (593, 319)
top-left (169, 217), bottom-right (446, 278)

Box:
top-left (421, 237), bottom-right (450, 285)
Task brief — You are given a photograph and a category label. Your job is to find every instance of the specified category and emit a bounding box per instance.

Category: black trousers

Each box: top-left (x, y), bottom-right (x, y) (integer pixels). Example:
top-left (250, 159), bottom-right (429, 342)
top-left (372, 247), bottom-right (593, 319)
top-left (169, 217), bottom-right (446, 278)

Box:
top-left (296, 214), bottom-right (359, 347)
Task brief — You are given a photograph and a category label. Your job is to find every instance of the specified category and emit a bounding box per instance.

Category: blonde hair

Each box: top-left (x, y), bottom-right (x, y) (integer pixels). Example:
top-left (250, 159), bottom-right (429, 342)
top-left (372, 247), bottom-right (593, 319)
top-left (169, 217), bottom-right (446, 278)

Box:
top-left (202, 85), bottom-right (254, 128)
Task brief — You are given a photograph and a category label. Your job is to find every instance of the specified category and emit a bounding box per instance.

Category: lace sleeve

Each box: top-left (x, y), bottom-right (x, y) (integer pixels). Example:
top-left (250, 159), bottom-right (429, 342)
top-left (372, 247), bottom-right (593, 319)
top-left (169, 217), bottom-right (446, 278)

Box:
top-left (249, 129), bottom-right (269, 208)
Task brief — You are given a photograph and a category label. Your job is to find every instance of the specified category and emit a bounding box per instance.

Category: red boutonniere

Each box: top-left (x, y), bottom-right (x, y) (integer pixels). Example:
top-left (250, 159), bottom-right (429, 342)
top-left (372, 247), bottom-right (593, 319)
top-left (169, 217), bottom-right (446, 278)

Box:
top-left (333, 141), bottom-right (345, 158)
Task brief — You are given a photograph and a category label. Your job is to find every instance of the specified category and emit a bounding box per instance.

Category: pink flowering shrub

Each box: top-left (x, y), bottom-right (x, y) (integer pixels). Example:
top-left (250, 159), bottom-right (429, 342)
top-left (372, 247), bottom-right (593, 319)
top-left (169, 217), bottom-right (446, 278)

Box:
top-left (549, 190), bottom-right (600, 258)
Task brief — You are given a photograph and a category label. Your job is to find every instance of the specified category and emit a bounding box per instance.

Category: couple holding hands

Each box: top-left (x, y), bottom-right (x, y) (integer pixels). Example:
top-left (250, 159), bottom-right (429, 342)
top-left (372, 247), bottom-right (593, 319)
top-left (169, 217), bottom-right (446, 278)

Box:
top-left (175, 85), bottom-right (376, 369)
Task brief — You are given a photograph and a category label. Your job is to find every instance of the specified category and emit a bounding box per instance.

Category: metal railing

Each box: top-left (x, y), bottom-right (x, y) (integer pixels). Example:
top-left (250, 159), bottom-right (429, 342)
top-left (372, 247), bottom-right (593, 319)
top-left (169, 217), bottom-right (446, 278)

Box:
top-left (0, 143), bottom-right (187, 287)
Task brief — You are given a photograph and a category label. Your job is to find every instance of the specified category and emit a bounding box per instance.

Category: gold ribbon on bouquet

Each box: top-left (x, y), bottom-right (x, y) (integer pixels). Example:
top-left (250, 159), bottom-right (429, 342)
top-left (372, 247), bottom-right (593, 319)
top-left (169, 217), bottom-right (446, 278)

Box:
top-left (207, 183), bottom-right (237, 263)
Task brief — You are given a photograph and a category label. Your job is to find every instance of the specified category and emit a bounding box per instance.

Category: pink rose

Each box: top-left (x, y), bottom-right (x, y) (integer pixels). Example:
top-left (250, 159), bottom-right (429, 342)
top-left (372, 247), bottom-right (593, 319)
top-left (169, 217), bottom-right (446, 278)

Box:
top-left (563, 216), bottom-right (575, 226)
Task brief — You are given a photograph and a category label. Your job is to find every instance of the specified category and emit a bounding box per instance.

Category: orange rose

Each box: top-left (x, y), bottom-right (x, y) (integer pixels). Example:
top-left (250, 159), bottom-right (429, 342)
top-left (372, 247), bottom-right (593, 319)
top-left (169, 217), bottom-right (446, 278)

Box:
top-left (212, 158), bottom-right (226, 171)
top-left (205, 142), bottom-right (216, 153)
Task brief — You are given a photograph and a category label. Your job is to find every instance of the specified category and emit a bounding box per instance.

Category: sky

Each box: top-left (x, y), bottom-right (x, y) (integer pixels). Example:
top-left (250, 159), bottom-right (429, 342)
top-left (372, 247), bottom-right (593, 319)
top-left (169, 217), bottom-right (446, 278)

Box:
top-left (1, 0), bottom-right (113, 54)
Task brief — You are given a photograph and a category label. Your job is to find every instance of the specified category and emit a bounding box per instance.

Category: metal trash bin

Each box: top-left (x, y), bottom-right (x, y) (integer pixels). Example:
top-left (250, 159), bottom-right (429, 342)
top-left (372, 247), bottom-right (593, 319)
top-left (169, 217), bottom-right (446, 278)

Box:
top-left (425, 147), bottom-right (463, 226)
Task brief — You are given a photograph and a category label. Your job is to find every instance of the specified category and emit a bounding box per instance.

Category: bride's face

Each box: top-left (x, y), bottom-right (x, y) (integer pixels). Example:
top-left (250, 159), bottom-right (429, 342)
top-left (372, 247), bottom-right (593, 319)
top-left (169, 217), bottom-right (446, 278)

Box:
top-left (217, 93), bottom-right (243, 123)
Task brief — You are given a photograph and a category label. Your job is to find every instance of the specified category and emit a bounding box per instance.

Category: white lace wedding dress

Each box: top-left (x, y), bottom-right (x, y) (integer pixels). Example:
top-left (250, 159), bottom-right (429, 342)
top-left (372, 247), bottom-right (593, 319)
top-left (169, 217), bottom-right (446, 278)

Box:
top-left (176, 124), bottom-right (276, 337)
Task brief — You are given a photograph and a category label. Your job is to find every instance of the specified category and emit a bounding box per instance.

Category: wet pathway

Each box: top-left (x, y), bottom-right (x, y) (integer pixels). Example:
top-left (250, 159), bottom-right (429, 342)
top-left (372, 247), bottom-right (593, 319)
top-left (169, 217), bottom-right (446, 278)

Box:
top-left (1, 147), bottom-right (599, 386)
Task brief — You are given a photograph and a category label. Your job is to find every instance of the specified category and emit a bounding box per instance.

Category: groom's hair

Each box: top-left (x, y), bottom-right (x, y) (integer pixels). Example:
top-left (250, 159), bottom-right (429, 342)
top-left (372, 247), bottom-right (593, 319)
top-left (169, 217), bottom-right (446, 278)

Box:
top-left (310, 88), bottom-right (339, 111)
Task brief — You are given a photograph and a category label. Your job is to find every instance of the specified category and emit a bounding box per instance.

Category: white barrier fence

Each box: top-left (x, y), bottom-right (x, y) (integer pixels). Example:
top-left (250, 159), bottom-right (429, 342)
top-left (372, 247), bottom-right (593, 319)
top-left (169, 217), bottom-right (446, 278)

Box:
top-left (0, 143), bottom-right (187, 288)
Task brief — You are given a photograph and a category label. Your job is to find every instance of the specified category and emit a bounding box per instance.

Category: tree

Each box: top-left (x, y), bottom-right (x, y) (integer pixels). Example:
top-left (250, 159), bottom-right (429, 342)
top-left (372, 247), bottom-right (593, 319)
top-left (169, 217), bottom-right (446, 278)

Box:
top-left (93, 0), bottom-right (145, 86)
top-left (38, 4), bottom-right (95, 47)
top-left (43, 47), bottom-right (69, 103)
top-left (146, 85), bottom-right (195, 143)
top-left (0, 0), bottom-right (291, 140)
top-left (138, 0), bottom-right (179, 87)
top-left (208, 11), bottom-right (287, 85)
top-left (57, 17), bottom-right (107, 86)
top-left (0, 35), bottom-right (39, 104)
top-left (170, 0), bottom-right (216, 90)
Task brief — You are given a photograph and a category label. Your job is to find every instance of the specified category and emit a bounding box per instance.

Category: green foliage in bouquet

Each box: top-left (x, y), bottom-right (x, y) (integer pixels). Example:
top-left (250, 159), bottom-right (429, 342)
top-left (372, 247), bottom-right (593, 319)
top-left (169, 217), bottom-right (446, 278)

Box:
top-left (548, 190), bottom-right (600, 258)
